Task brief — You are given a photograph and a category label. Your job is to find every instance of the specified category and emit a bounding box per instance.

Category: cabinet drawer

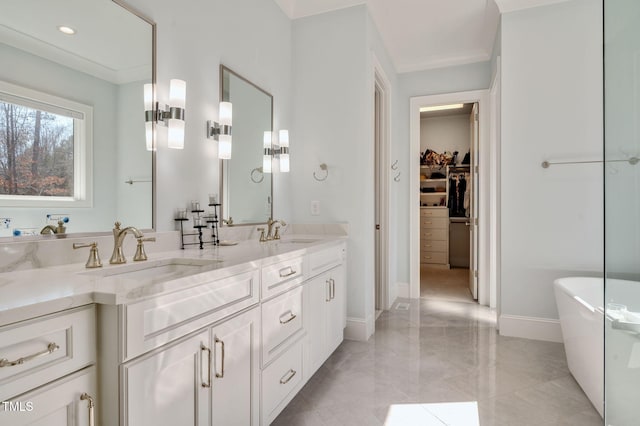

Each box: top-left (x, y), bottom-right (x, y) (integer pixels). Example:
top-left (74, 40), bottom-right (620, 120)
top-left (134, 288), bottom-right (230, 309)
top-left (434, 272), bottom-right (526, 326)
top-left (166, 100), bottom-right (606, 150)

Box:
top-left (420, 217), bottom-right (448, 229)
top-left (421, 251), bottom-right (448, 264)
top-left (0, 366), bottom-right (96, 426)
top-left (420, 240), bottom-right (446, 252)
top-left (0, 305), bottom-right (95, 401)
top-left (262, 256), bottom-right (304, 300)
top-left (308, 244), bottom-right (345, 277)
top-left (420, 229), bottom-right (447, 241)
top-left (123, 268), bottom-right (259, 361)
top-left (262, 286), bottom-right (303, 366)
top-left (420, 208), bottom-right (448, 218)
top-left (262, 339), bottom-right (303, 424)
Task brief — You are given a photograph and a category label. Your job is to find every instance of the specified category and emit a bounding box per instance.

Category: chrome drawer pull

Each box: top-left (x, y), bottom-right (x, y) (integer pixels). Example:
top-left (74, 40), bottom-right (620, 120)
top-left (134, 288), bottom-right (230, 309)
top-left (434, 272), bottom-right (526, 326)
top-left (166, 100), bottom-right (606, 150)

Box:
top-left (326, 279), bottom-right (331, 302)
top-left (330, 278), bottom-right (335, 300)
top-left (279, 266), bottom-right (297, 278)
top-left (0, 342), bottom-right (59, 368)
top-left (201, 344), bottom-right (212, 388)
top-left (215, 337), bottom-right (225, 378)
top-left (279, 368), bottom-right (297, 384)
top-left (80, 393), bottom-right (95, 426)
top-left (279, 311), bottom-right (297, 324)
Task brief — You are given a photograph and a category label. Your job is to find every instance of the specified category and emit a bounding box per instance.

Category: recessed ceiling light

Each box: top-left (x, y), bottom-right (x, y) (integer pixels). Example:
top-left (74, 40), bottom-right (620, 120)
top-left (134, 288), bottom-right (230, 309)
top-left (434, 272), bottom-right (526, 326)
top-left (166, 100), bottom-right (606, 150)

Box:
top-left (57, 26), bottom-right (76, 35)
top-left (420, 104), bottom-right (464, 112)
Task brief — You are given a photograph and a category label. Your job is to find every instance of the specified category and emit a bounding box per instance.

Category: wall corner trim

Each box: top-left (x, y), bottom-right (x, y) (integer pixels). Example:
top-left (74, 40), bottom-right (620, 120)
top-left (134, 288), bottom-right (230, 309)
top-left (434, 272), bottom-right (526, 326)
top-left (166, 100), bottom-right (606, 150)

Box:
top-left (344, 314), bottom-right (375, 342)
top-left (499, 314), bottom-right (563, 343)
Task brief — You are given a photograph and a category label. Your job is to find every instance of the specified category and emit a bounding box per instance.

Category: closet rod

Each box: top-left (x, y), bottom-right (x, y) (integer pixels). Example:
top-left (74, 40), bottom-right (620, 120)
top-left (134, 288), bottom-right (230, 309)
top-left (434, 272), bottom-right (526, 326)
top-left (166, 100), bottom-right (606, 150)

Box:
top-left (541, 157), bottom-right (639, 169)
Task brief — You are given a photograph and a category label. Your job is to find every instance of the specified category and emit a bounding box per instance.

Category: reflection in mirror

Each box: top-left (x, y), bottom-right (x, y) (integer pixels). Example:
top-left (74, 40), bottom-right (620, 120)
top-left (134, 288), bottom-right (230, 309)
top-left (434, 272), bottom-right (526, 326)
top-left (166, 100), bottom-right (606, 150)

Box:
top-left (220, 66), bottom-right (273, 225)
top-left (0, 0), bottom-right (154, 237)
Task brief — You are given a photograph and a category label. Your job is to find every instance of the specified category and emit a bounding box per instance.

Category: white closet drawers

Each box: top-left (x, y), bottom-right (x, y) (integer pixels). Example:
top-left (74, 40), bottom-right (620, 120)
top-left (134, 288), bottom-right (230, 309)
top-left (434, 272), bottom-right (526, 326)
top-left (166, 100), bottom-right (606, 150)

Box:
top-left (261, 256), bottom-right (304, 300)
top-left (261, 338), bottom-right (303, 424)
top-left (420, 207), bottom-right (449, 266)
top-left (261, 286), bottom-right (303, 366)
top-left (0, 305), bottom-right (95, 402)
top-left (122, 268), bottom-right (259, 361)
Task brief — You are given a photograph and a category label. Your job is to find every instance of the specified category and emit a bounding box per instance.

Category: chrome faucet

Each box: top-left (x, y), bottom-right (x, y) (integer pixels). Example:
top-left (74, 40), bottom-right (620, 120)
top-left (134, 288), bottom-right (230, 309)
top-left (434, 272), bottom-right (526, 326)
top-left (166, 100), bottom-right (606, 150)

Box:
top-left (266, 218), bottom-right (287, 240)
top-left (110, 222), bottom-right (144, 264)
top-left (40, 220), bottom-right (66, 235)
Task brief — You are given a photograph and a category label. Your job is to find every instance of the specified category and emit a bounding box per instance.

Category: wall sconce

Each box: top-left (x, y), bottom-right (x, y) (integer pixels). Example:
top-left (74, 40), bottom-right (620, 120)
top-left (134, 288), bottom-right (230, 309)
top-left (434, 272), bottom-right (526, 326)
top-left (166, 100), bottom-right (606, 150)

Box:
top-left (206, 102), bottom-right (233, 159)
top-left (262, 129), bottom-right (290, 173)
top-left (144, 79), bottom-right (187, 150)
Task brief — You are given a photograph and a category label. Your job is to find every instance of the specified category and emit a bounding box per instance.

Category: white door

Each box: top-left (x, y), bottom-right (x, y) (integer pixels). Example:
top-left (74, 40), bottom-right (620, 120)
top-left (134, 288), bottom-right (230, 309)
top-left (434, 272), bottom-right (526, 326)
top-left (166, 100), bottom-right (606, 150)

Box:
top-left (470, 103), bottom-right (479, 299)
top-left (305, 272), bottom-right (329, 376)
top-left (122, 330), bottom-right (210, 426)
top-left (326, 264), bottom-right (346, 354)
top-left (0, 367), bottom-right (96, 426)
top-left (211, 307), bottom-right (260, 426)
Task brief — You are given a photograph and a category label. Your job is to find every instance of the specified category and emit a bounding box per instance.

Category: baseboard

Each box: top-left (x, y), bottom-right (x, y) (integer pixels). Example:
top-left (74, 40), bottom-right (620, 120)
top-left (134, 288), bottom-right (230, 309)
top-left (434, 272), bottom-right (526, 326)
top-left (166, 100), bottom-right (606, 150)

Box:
top-left (499, 314), bottom-right (563, 343)
top-left (396, 282), bottom-right (410, 299)
top-left (345, 314), bottom-right (375, 342)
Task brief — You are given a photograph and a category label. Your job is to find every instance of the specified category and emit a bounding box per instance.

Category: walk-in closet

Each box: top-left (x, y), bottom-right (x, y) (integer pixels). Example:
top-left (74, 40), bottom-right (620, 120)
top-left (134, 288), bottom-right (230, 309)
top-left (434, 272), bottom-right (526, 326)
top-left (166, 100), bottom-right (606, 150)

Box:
top-left (419, 103), bottom-right (478, 302)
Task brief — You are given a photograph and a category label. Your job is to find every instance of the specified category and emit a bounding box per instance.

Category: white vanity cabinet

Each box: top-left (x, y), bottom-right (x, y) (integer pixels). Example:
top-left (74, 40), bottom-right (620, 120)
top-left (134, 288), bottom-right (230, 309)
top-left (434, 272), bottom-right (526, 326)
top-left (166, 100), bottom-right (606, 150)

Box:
top-left (304, 244), bottom-right (347, 378)
top-left (0, 305), bottom-right (97, 426)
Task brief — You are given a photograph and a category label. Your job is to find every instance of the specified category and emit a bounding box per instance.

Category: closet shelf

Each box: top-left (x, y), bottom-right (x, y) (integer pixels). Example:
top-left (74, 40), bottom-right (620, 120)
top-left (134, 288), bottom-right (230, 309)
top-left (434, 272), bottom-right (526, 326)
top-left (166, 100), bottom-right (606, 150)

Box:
top-left (420, 178), bottom-right (447, 183)
top-left (420, 192), bottom-right (446, 195)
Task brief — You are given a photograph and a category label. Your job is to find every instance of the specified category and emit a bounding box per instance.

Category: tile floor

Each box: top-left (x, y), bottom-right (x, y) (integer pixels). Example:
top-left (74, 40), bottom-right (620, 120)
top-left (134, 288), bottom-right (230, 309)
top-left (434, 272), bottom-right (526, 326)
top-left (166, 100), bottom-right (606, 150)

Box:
top-left (272, 268), bottom-right (602, 426)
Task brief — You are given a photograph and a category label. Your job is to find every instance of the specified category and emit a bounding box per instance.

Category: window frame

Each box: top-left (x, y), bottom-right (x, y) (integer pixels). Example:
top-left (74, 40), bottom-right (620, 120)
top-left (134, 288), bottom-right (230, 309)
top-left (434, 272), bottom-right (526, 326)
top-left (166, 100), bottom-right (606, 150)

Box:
top-left (0, 80), bottom-right (93, 207)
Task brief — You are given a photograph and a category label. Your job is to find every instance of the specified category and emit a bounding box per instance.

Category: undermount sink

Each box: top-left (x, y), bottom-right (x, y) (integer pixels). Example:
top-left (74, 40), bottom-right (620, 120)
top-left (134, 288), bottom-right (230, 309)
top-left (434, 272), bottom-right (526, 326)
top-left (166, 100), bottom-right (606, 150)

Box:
top-left (280, 238), bottom-right (320, 244)
top-left (79, 258), bottom-right (220, 280)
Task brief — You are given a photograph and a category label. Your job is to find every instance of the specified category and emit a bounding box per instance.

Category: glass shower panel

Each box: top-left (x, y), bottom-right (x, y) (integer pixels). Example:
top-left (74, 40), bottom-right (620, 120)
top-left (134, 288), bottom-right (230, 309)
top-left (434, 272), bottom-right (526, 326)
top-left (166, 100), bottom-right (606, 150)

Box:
top-left (604, 1), bottom-right (640, 424)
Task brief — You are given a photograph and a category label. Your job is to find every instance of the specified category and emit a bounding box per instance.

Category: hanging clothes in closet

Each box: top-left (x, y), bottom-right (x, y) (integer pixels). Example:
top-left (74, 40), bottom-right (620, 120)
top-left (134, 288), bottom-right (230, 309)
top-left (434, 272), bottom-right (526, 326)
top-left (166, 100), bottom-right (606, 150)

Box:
top-left (449, 171), bottom-right (471, 217)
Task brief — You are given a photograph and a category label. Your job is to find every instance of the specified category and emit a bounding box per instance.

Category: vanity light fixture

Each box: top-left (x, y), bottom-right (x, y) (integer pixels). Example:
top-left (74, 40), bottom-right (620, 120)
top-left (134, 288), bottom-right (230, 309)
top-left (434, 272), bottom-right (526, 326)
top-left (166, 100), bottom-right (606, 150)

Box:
top-left (144, 79), bottom-right (187, 150)
top-left (262, 129), bottom-right (290, 173)
top-left (419, 103), bottom-right (464, 113)
top-left (207, 102), bottom-right (233, 159)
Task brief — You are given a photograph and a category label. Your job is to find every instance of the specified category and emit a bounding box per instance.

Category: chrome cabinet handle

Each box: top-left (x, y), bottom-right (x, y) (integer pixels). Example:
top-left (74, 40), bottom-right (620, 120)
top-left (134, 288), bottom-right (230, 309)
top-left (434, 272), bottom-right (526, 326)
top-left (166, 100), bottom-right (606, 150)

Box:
top-left (215, 337), bottom-right (225, 378)
top-left (279, 369), bottom-right (297, 385)
top-left (0, 342), bottom-right (59, 368)
top-left (201, 344), bottom-right (211, 388)
top-left (279, 266), bottom-right (297, 278)
top-left (279, 311), bottom-right (297, 324)
top-left (80, 393), bottom-right (95, 426)
top-left (330, 278), bottom-right (335, 300)
top-left (326, 279), bottom-right (331, 302)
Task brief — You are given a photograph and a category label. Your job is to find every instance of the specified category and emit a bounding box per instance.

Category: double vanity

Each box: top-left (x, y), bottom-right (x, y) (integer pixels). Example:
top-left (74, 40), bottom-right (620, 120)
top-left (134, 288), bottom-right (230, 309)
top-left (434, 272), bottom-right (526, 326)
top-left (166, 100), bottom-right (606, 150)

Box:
top-left (0, 233), bottom-right (347, 425)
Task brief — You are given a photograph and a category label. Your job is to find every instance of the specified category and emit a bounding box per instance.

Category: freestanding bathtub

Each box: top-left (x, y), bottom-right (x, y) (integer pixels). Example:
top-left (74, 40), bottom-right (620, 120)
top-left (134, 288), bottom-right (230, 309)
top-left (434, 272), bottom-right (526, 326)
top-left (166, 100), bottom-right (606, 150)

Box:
top-left (554, 277), bottom-right (604, 417)
top-left (554, 276), bottom-right (640, 422)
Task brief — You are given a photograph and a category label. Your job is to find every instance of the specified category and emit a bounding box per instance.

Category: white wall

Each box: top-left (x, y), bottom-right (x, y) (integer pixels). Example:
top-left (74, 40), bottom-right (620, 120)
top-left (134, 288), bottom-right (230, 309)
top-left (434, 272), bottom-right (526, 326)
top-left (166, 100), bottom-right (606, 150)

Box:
top-left (0, 43), bottom-right (118, 234)
top-left (291, 5), bottom-right (373, 336)
top-left (420, 114), bottom-right (471, 159)
top-left (499, 0), bottom-right (603, 327)
top-left (394, 63), bottom-right (492, 285)
top-left (125, 0), bottom-right (293, 232)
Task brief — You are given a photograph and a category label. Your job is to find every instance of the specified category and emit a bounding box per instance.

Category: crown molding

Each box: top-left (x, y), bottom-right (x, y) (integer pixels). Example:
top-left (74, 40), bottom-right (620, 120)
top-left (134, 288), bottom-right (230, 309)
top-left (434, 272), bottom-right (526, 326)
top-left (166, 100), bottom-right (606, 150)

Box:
top-left (494, 0), bottom-right (572, 13)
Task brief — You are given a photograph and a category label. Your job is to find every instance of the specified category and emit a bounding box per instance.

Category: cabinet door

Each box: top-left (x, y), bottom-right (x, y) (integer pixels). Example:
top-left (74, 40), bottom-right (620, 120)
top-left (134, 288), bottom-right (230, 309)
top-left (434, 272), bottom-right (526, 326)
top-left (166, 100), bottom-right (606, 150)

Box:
top-left (122, 330), bottom-right (210, 426)
top-left (326, 264), bottom-right (346, 355)
top-left (304, 272), bottom-right (329, 377)
top-left (211, 307), bottom-right (260, 426)
top-left (0, 366), bottom-right (96, 426)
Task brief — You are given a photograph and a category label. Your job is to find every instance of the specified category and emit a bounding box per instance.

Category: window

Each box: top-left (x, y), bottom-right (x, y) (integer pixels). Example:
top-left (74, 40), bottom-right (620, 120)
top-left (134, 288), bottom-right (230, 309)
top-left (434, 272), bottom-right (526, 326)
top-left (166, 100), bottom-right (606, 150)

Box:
top-left (0, 81), bottom-right (92, 207)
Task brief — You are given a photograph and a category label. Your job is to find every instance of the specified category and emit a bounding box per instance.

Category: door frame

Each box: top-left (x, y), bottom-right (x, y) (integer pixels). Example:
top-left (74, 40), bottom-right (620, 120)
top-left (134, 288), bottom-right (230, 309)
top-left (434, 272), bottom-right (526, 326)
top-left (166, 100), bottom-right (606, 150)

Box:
top-left (373, 55), bottom-right (392, 311)
top-left (409, 90), bottom-right (491, 304)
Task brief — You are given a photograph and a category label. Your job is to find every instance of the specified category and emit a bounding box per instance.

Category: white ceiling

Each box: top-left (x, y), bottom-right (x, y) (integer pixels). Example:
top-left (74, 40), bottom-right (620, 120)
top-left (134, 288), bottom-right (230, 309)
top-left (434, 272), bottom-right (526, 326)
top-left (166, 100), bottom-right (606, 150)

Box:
top-left (0, 0), bottom-right (151, 84)
top-left (274, 0), bottom-right (568, 73)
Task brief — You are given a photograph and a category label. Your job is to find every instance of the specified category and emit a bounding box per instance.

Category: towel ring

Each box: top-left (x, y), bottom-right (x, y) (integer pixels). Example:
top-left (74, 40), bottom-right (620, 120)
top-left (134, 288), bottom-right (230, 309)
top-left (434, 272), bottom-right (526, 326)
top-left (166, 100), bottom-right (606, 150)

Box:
top-left (250, 167), bottom-right (264, 183)
top-left (313, 163), bottom-right (329, 181)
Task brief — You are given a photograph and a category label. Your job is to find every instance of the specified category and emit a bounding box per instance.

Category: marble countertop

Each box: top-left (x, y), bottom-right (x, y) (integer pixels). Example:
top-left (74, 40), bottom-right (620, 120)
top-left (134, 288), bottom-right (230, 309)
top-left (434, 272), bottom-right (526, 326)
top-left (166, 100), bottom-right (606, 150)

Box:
top-left (0, 235), bottom-right (346, 327)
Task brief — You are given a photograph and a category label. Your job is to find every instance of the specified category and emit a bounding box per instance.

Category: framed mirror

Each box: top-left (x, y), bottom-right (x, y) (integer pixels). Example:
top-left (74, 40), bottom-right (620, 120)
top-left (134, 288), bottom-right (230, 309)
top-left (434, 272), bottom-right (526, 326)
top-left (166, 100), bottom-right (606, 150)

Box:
top-left (0, 0), bottom-right (155, 238)
top-left (220, 65), bottom-right (273, 226)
